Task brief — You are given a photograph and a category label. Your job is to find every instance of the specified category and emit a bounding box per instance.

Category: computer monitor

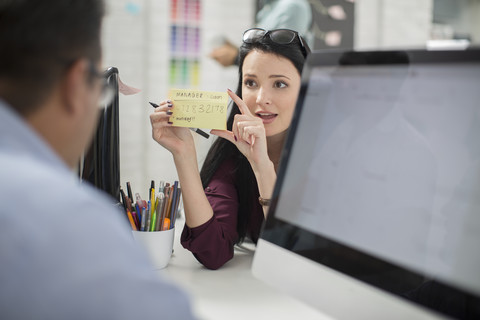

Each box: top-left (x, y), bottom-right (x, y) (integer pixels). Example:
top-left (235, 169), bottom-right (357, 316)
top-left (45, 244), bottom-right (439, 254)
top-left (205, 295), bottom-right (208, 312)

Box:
top-left (252, 49), bottom-right (480, 320)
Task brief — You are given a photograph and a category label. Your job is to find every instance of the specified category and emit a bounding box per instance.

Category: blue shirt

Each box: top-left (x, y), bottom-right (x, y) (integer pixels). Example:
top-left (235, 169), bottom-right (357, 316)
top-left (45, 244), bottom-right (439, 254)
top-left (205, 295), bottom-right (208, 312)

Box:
top-left (257, 0), bottom-right (313, 46)
top-left (0, 100), bottom-right (194, 320)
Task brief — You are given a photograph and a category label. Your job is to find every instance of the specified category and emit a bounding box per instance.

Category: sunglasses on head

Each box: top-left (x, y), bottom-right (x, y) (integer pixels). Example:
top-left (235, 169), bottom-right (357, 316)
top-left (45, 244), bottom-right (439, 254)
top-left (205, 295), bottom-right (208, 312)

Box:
top-left (242, 28), bottom-right (310, 57)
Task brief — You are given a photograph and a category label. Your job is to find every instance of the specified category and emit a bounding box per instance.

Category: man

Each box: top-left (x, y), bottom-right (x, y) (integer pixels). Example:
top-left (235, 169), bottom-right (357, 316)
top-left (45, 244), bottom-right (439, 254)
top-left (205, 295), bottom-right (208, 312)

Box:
top-left (0, 1), bottom-right (194, 319)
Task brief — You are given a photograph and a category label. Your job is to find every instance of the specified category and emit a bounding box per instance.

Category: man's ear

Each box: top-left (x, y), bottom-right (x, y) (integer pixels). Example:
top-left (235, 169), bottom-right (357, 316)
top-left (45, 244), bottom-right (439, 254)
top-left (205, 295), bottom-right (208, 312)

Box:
top-left (60, 58), bottom-right (90, 115)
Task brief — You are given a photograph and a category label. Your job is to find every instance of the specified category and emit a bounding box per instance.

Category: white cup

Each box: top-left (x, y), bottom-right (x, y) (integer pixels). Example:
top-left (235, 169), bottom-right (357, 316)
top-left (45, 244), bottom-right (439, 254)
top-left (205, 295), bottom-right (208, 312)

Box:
top-left (132, 228), bottom-right (175, 269)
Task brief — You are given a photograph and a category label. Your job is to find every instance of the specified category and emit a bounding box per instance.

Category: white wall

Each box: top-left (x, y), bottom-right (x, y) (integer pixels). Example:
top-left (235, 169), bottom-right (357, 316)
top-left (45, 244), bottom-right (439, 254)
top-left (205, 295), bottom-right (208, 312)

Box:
top-left (355, 0), bottom-right (433, 50)
top-left (433, 0), bottom-right (480, 43)
top-left (101, 0), bottom-right (254, 199)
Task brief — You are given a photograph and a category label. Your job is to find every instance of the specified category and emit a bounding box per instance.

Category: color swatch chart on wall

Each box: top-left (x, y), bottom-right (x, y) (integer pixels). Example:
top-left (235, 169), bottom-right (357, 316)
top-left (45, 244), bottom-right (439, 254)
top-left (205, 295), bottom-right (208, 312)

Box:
top-left (169, 0), bottom-right (201, 88)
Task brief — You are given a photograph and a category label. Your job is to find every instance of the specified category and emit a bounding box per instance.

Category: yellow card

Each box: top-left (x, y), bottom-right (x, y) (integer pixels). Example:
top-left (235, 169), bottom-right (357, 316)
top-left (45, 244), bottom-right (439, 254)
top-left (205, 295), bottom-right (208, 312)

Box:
top-left (168, 89), bottom-right (228, 130)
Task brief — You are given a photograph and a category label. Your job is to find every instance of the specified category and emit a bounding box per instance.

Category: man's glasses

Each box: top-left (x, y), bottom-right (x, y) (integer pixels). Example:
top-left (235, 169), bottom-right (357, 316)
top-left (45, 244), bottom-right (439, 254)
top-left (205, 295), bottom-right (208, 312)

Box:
top-left (88, 62), bottom-right (115, 108)
top-left (242, 28), bottom-right (310, 57)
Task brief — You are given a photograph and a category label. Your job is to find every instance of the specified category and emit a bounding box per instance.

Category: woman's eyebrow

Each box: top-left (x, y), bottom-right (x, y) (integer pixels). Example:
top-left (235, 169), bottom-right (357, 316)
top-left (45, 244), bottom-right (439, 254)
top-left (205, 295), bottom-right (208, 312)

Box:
top-left (269, 74), bottom-right (291, 80)
top-left (244, 73), bottom-right (291, 80)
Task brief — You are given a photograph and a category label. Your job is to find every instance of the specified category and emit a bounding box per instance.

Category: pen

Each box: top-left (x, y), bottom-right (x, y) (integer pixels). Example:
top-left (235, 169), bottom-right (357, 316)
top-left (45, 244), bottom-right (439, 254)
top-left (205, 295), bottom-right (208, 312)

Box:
top-left (155, 192), bottom-right (165, 231)
top-left (150, 198), bottom-right (157, 232)
top-left (149, 101), bottom-right (210, 139)
top-left (126, 182), bottom-right (133, 203)
top-left (146, 201), bottom-right (151, 232)
top-left (140, 207), bottom-right (146, 231)
top-left (190, 127), bottom-right (210, 139)
top-left (131, 209), bottom-right (140, 229)
top-left (172, 186), bottom-right (182, 227)
top-left (149, 180), bottom-right (155, 203)
top-left (160, 191), bottom-right (170, 231)
top-left (169, 181), bottom-right (179, 228)
top-left (135, 203), bottom-right (141, 228)
top-left (119, 188), bottom-right (127, 211)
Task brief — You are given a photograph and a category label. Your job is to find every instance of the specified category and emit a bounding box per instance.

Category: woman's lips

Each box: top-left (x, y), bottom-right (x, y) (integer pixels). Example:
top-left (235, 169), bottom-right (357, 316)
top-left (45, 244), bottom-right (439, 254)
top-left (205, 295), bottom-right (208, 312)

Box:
top-left (256, 112), bottom-right (277, 124)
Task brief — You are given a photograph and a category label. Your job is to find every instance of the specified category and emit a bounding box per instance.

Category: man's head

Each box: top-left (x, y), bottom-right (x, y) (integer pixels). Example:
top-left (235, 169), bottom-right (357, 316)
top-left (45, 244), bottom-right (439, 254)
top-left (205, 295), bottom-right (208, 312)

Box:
top-left (0, 0), bottom-right (106, 168)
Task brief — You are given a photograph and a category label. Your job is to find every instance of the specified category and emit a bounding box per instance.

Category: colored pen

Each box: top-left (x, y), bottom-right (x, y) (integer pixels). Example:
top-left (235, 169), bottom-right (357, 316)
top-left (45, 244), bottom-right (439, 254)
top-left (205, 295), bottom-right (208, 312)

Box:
top-left (146, 201), bottom-right (151, 232)
top-left (169, 181), bottom-right (179, 228)
top-left (149, 180), bottom-right (155, 202)
top-left (140, 207), bottom-right (146, 231)
top-left (148, 101), bottom-right (210, 139)
top-left (155, 192), bottom-right (165, 231)
top-left (135, 193), bottom-right (144, 210)
top-left (172, 186), bottom-right (182, 227)
top-left (150, 206), bottom-right (157, 232)
top-left (131, 208), bottom-right (140, 229)
top-left (160, 191), bottom-right (170, 231)
top-left (135, 203), bottom-right (141, 227)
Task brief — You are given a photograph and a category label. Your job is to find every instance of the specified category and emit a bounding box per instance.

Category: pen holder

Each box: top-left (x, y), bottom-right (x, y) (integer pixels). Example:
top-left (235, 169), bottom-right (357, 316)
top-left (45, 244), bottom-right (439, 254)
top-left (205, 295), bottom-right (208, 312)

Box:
top-left (132, 228), bottom-right (175, 270)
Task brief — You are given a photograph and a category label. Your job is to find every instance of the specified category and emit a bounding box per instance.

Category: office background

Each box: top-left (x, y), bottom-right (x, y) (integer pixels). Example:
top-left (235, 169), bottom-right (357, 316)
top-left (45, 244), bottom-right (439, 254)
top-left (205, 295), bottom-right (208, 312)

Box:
top-left (100, 0), bottom-right (480, 200)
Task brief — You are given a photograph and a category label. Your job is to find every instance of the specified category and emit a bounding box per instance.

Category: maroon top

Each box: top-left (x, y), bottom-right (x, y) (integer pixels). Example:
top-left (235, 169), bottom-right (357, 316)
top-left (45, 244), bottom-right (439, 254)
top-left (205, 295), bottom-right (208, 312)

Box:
top-left (180, 156), bottom-right (264, 269)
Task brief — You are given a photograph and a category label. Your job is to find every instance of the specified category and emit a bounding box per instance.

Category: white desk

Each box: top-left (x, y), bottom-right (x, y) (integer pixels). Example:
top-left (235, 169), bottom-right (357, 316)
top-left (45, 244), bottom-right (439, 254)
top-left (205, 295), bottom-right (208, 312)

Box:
top-left (159, 218), bottom-right (332, 320)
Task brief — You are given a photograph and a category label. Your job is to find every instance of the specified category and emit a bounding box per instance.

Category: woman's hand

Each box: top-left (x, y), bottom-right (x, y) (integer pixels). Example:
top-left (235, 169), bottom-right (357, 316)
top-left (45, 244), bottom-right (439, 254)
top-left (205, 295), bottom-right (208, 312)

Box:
top-left (149, 100), bottom-right (194, 156)
top-left (211, 90), bottom-right (272, 172)
top-left (150, 101), bottom-right (213, 227)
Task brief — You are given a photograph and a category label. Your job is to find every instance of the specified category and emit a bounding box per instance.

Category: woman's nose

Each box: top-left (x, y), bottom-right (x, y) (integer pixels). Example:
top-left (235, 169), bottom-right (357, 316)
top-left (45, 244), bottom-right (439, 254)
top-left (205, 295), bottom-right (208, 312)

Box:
top-left (255, 87), bottom-right (272, 107)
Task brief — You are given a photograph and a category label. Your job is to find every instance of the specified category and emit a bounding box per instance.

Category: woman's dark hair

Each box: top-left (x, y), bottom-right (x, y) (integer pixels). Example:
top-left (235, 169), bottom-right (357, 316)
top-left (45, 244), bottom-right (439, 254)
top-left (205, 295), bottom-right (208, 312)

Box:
top-left (200, 32), bottom-right (308, 243)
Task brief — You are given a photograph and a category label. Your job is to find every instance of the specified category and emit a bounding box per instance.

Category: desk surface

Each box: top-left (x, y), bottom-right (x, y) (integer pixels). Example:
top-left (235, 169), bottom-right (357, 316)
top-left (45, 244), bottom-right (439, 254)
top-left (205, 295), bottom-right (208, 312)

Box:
top-left (159, 218), bottom-right (332, 320)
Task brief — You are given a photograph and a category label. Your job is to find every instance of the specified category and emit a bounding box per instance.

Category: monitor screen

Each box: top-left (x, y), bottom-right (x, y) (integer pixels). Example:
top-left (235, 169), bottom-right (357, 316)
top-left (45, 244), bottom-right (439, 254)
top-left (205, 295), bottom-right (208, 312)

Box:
top-left (252, 49), bottom-right (480, 320)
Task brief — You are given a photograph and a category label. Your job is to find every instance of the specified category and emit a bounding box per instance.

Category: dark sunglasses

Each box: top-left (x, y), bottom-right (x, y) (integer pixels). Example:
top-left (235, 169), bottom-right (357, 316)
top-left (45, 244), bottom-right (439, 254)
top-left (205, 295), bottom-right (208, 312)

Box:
top-left (242, 28), bottom-right (310, 57)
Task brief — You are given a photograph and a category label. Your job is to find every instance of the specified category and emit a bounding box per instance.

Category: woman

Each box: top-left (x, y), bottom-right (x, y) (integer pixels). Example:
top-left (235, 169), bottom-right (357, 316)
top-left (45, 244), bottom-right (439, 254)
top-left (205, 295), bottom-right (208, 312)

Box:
top-left (150, 28), bottom-right (309, 269)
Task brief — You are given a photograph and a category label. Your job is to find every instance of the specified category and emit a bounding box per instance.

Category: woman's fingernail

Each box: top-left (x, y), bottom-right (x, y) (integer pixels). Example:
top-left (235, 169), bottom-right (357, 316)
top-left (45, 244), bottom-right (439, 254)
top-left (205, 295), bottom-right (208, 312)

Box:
top-left (227, 89), bottom-right (232, 93)
top-left (234, 135), bottom-right (237, 142)
top-left (167, 100), bottom-right (172, 103)
top-left (168, 103), bottom-right (173, 108)
top-left (166, 111), bottom-right (173, 115)
top-left (168, 121), bottom-right (173, 125)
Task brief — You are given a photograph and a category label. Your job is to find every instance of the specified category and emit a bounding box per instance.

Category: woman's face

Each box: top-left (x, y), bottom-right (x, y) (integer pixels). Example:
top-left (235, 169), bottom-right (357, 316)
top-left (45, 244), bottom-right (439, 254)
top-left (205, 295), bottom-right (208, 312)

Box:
top-left (241, 50), bottom-right (301, 137)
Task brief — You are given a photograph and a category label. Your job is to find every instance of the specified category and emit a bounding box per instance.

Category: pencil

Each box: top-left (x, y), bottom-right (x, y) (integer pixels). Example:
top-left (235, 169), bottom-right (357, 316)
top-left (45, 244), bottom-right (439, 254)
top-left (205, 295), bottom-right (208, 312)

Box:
top-left (126, 210), bottom-right (137, 231)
